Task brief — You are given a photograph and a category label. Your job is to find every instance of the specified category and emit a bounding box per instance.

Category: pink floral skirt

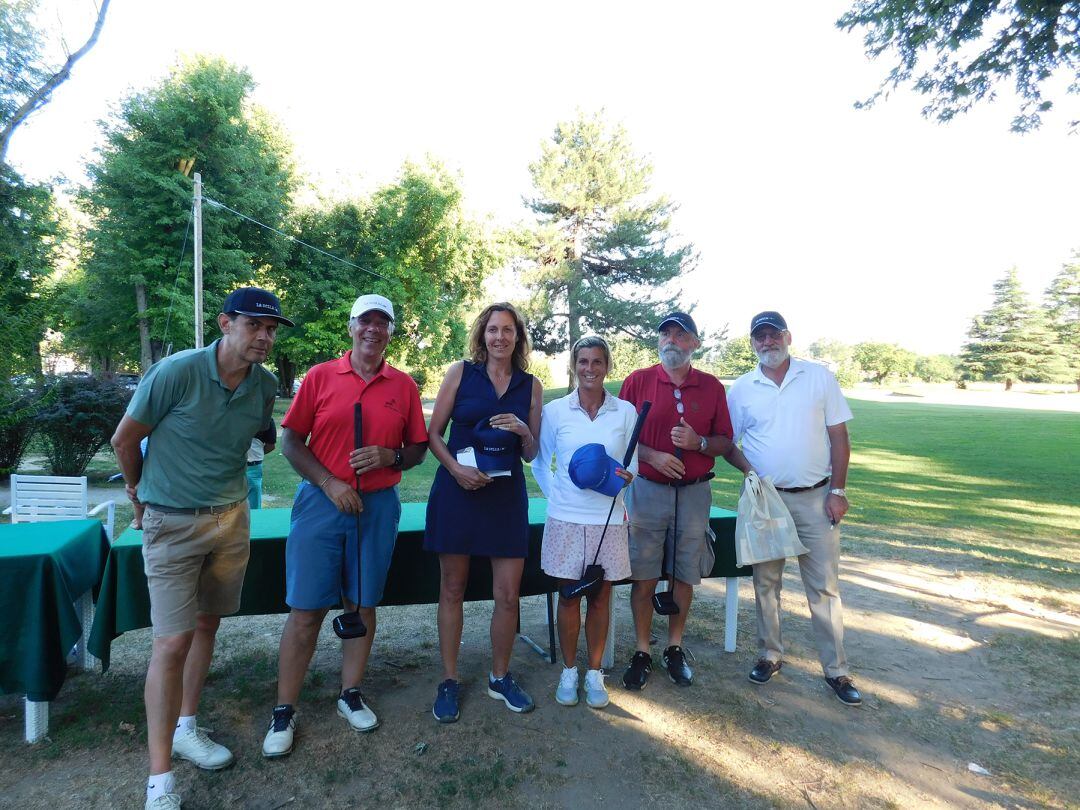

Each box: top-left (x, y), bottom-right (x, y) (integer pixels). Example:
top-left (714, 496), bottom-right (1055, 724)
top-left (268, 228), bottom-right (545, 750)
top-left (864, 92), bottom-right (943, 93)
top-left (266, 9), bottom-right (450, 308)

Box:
top-left (541, 516), bottom-right (631, 581)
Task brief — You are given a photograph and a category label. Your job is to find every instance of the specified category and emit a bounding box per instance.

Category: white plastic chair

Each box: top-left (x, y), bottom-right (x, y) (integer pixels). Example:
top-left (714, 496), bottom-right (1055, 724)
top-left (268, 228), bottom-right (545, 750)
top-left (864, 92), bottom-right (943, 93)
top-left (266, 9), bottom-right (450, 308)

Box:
top-left (2, 474), bottom-right (115, 743)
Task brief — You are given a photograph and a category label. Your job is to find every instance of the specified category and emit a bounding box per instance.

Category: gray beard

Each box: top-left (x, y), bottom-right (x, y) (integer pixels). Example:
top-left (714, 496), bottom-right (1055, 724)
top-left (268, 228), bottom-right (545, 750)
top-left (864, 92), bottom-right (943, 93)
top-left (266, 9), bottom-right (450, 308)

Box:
top-left (755, 346), bottom-right (789, 370)
top-left (659, 345), bottom-right (691, 369)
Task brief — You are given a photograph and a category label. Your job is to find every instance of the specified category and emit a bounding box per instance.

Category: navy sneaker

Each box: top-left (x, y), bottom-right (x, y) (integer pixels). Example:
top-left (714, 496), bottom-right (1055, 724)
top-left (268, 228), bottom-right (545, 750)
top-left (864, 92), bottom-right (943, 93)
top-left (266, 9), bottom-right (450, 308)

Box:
top-left (487, 672), bottom-right (535, 713)
top-left (433, 679), bottom-right (460, 723)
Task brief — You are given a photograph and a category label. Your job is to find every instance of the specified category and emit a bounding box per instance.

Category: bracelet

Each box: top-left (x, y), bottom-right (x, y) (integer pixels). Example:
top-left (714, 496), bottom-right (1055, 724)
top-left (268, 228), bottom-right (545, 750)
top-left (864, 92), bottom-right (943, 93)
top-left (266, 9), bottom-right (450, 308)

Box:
top-left (317, 473), bottom-right (334, 488)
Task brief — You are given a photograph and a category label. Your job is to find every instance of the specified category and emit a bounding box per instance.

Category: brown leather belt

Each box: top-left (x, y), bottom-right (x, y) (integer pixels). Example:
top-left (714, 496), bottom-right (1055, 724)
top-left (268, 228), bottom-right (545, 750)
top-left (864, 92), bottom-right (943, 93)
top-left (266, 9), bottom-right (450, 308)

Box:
top-left (775, 477), bottom-right (829, 493)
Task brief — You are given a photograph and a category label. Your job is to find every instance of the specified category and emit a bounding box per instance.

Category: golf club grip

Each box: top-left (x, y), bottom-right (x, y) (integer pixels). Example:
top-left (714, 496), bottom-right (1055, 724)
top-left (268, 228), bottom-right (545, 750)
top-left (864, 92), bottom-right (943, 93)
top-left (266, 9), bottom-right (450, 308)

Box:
top-left (622, 400), bottom-right (652, 467)
top-left (353, 402), bottom-right (364, 452)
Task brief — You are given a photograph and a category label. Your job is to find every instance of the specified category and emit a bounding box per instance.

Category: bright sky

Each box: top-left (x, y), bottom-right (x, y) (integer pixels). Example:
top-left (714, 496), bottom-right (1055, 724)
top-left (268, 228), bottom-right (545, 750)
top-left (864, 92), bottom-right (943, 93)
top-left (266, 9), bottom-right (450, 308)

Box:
top-left (11, 0), bottom-right (1080, 355)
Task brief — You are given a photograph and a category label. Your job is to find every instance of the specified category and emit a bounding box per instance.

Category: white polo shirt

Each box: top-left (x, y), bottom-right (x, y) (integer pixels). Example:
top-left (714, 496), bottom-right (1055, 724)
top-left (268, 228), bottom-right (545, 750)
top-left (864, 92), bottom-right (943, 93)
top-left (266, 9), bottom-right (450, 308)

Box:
top-left (727, 357), bottom-right (852, 489)
top-left (531, 388), bottom-right (639, 525)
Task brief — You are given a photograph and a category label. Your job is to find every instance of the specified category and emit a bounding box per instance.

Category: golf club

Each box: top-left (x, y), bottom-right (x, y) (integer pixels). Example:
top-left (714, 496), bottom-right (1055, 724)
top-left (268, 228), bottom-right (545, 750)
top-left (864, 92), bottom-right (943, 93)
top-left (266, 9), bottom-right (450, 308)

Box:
top-left (559, 401), bottom-right (652, 601)
top-left (333, 402), bottom-right (367, 640)
top-left (653, 445), bottom-right (683, 616)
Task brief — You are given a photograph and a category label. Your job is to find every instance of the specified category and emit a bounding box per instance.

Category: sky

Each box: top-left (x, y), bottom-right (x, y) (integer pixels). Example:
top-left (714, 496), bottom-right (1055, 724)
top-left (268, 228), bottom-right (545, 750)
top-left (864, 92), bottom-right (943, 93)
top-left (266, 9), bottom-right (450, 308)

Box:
top-left (10, 0), bottom-right (1080, 355)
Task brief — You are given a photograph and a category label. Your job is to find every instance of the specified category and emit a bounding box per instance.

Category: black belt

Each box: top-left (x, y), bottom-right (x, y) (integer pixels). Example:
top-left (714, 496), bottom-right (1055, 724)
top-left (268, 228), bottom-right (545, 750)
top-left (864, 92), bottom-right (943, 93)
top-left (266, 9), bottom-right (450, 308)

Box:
top-left (645, 473), bottom-right (716, 488)
top-left (247, 461), bottom-right (262, 467)
top-left (146, 498), bottom-right (245, 516)
top-left (775, 477), bottom-right (829, 493)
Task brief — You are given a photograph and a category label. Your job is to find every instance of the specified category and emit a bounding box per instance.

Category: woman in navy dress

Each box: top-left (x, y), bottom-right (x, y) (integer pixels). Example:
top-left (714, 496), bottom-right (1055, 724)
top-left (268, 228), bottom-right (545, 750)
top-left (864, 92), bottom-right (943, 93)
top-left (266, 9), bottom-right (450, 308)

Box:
top-left (424, 303), bottom-right (543, 722)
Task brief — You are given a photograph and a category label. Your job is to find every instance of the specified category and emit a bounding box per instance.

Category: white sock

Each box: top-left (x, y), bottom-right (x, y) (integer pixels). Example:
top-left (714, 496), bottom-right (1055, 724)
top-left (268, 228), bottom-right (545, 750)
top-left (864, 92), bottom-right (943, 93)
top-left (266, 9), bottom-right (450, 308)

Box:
top-left (174, 715), bottom-right (196, 738)
top-left (147, 771), bottom-right (175, 800)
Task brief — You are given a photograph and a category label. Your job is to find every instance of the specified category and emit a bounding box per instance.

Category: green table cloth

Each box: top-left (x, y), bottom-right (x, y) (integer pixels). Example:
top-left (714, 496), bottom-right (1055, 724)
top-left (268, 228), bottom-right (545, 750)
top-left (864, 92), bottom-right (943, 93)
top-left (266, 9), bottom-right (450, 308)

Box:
top-left (0, 519), bottom-right (110, 701)
top-left (89, 499), bottom-right (742, 670)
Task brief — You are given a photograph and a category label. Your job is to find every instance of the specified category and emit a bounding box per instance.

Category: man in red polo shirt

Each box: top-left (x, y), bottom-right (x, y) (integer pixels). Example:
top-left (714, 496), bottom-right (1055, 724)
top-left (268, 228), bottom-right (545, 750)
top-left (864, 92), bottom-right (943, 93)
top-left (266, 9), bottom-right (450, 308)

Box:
top-left (619, 312), bottom-right (745, 690)
top-left (262, 294), bottom-right (428, 757)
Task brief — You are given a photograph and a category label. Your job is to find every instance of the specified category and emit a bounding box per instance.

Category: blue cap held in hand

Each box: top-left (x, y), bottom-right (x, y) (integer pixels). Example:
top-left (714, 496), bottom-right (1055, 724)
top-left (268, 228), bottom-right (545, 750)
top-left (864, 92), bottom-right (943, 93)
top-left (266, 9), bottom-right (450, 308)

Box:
top-left (568, 443), bottom-right (624, 498)
top-left (473, 418), bottom-right (519, 472)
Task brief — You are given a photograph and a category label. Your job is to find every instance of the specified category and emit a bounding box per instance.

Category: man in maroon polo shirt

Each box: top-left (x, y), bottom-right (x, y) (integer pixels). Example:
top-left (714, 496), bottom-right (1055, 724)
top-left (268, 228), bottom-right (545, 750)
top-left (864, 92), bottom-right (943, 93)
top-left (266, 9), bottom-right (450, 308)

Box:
top-left (619, 312), bottom-right (745, 689)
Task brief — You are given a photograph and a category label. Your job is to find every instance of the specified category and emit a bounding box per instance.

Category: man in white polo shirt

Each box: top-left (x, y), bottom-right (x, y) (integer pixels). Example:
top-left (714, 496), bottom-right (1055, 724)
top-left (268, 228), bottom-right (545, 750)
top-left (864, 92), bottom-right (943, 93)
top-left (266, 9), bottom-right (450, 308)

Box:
top-left (727, 311), bottom-right (862, 706)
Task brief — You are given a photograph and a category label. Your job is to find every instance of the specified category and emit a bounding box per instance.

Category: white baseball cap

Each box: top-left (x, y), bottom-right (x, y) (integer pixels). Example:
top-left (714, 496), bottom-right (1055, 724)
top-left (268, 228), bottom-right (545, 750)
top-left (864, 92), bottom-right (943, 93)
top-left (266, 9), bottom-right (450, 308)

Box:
top-left (350, 294), bottom-right (395, 322)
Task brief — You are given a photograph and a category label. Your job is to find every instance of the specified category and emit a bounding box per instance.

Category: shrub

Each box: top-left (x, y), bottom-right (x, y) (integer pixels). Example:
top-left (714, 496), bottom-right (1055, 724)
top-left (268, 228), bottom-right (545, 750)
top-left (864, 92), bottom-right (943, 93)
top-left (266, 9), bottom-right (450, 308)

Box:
top-left (0, 382), bottom-right (48, 479)
top-left (34, 376), bottom-right (132, 476)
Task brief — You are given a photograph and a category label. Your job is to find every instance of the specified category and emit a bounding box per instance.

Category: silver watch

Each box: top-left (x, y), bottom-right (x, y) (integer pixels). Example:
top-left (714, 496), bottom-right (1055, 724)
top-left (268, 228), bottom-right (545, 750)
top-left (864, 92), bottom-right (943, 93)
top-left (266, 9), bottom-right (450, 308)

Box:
top-left (699, 436), bottom-right (708, 452)
top-left (829, 488), bottom-right (847, 498)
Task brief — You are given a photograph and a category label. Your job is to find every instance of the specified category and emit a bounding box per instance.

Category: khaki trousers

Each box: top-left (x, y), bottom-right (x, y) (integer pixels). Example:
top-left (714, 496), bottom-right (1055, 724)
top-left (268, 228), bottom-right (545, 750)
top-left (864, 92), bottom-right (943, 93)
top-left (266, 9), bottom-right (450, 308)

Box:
top-left (752, 486), bottom-right (849, 678)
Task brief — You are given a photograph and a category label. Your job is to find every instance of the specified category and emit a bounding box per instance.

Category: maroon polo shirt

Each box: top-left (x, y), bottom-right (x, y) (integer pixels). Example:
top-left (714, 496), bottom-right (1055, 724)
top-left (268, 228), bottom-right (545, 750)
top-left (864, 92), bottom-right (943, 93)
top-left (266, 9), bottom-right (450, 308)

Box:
top-left (283, 352), bottom-right (428, 493)
top-left (618, 363), bottom-right (733, 484)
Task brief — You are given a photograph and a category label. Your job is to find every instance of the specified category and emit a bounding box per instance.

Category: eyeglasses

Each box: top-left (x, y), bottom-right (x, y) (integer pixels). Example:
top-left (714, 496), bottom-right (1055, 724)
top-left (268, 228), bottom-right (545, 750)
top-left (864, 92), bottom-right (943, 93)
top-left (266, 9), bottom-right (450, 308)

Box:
top-left (673, 388), bottom-right (684, 414)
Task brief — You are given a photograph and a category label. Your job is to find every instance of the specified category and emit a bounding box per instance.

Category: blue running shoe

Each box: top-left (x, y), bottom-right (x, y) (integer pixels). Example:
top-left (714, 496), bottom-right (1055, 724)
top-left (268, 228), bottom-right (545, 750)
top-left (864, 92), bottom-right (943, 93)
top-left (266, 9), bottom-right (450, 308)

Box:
top-left (487, 671), bottom-right (535, 713)
top-left (433, 679), bottom-right (460, 723)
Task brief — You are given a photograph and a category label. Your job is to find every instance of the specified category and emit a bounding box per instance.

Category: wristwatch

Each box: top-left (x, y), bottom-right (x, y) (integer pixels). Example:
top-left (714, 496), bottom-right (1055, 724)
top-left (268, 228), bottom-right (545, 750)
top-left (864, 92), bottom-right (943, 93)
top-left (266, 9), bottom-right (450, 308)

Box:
top-left (392, 449), bottom-right (404, 470)
top-left (829, 488), bottom-right (847, 498)
top-left (699, 436), bottom-right (708, 452)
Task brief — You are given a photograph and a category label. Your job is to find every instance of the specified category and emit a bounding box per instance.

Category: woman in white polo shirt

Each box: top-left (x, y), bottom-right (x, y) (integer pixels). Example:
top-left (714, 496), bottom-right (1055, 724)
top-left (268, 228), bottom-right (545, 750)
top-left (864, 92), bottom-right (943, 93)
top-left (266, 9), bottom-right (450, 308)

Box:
top-left (532, 336), bottom-right (638, 709)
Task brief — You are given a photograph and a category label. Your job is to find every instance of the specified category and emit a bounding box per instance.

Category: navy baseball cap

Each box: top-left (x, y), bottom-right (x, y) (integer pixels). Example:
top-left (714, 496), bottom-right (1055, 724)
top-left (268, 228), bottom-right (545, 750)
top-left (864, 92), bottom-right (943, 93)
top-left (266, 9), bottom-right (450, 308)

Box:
top-left (749, 311), bottom-right (787, 335)
top-left (223, 287), bottom-right (294, 327)
top-left (473, 419), bottom-right (519, 472)
top-left (568, 443), bottom-right (624, 498)
top-left (658, 311), bottom-right (698, 337)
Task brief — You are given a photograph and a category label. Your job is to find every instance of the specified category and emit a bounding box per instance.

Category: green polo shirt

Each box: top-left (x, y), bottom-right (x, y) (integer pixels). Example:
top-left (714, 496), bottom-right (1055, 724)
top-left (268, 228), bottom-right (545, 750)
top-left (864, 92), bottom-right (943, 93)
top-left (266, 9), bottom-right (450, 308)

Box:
top-left (128, 340), bottom-right (277, 508)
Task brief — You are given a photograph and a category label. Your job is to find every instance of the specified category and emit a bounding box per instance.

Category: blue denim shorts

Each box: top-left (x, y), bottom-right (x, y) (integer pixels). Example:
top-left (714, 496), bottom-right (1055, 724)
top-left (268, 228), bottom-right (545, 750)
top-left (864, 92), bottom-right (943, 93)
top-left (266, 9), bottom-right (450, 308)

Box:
top-left (285, 481), bottom-right (402, 609)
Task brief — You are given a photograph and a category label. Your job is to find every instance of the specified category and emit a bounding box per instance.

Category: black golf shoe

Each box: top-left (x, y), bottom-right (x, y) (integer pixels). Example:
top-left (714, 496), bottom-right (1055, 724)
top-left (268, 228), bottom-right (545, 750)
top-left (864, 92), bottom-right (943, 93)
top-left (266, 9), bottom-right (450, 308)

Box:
top-left (749, 658), bottom-right (782, 684)
top-left (663, 645), bottom-right (693, 686)
top-left (621, 651), bottom-right (652, 690)
top-left (825, 676), bottom-right (863, 706)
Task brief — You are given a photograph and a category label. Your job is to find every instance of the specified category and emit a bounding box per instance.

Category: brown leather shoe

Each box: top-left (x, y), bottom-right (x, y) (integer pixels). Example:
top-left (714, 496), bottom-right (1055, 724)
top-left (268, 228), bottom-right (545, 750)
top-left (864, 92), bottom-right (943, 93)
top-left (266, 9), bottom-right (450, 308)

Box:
top-left (748, 658), bottom-right (782, 684)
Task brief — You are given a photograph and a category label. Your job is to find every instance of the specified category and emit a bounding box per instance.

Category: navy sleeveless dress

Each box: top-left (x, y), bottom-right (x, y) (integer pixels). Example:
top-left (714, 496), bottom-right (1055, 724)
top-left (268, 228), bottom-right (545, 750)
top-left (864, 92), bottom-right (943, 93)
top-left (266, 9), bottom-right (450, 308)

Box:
top-left (424, 362), bottom-right (533, 557)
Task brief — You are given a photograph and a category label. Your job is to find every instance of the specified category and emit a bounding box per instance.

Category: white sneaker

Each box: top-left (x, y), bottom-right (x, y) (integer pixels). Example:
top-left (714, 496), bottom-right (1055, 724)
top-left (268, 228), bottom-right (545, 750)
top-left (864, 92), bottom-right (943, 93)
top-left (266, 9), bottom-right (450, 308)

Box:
top-left (555, 666), bottom-right (579, 706)
top-left (262, 705), bottom-right (296, 758)
top-left (145, 793), bottom-right (181, 809)
top-left (337, 688), bottom-right (379, 732)
top-left (584, 669), bottom-right (609, 709)
top-left (172, 726), bottom-right (234, 770)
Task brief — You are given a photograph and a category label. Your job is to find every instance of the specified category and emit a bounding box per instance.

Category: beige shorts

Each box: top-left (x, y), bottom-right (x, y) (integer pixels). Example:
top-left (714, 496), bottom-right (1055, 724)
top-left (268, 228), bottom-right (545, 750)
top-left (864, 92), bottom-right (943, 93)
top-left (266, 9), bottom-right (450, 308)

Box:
top-left (142, 502), bottom-right (251, 637)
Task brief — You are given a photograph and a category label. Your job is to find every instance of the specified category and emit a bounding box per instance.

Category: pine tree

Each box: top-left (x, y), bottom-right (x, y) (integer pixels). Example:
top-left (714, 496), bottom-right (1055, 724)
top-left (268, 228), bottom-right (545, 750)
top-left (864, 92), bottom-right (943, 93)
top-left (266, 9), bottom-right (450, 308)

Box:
top-left (960, 269), bottom-right (1069, 390)
top-left (1044, 258), bottom-right (1080, 391)
top-left (520, 111), bottom-right (694, 380)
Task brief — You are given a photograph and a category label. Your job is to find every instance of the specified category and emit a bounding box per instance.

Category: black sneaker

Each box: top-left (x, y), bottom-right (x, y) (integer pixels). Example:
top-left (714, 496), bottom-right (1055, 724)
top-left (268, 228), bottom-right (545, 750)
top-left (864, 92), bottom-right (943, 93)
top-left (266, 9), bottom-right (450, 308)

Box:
top-left (749, 658), bottom-right (782, 684)
top-left (663, 645), bottom-right (693, 686)
top-left (621, 651), bottom-right (652, 690)
top-left (825, 676), bottom-right (863, 706)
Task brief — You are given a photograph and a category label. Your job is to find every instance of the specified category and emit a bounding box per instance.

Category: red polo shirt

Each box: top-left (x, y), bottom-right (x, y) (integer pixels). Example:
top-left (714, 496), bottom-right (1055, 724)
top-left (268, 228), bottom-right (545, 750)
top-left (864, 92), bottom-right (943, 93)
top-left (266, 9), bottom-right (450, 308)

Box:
top-left (283, 352), bottom-right (428, 493)
top-left (619, 363), bottom-right (733, 484)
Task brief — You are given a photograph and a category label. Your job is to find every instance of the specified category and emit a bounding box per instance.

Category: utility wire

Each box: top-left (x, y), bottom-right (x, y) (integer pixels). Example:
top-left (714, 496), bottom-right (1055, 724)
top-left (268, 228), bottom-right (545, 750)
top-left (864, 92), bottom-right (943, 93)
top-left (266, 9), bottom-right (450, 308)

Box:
top-left (161, 205), bottom-right (194, 352)
top-left (203, 196), bottom-right (391, 282)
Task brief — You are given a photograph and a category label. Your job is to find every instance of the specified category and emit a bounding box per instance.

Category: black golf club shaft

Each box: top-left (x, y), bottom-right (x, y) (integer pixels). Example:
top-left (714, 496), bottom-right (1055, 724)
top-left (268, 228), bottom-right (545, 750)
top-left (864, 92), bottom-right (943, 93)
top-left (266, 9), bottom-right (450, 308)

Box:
top-left (353, 403), bottom-right (363, 618)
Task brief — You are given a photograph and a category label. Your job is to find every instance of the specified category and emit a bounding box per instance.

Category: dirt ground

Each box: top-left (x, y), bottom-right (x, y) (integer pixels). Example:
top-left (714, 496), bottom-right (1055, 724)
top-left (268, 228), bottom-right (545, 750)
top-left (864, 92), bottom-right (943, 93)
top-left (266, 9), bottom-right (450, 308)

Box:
top-left (0, 517), bottom-right (1076, 810)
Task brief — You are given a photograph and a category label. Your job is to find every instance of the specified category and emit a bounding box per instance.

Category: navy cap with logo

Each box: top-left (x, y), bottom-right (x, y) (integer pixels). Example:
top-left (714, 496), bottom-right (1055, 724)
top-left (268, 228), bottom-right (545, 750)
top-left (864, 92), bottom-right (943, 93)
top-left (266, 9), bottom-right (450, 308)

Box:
top-left (749, 311), bottom-right (787, 335)
top-left (472, 418), bottom-right (519, 473)
top-left (568, 443), bottom-right (624, 498)
top-left (222, 287), bottom-right (295, 327)
top-left (657, 311), bottom-right (698, 337)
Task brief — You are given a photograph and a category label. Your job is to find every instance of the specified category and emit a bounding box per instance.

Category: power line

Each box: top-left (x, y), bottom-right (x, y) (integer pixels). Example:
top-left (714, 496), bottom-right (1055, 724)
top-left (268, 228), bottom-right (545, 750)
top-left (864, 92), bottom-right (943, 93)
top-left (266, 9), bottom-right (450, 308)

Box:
top-left (202, 196), bottom-right (390, 282)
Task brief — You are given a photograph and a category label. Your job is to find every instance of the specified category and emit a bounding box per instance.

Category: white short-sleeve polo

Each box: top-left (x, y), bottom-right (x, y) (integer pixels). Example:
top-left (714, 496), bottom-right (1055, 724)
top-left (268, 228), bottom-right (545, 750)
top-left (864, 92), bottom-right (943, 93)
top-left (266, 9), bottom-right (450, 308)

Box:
top-left (727, 357), bottom-right (852, 488)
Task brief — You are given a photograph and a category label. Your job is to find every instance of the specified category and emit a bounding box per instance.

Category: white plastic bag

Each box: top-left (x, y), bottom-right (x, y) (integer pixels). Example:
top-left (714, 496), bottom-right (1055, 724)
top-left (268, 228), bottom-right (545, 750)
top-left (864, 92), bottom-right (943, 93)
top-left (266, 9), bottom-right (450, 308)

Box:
top-left (735, 471), bottom-right (808, 566)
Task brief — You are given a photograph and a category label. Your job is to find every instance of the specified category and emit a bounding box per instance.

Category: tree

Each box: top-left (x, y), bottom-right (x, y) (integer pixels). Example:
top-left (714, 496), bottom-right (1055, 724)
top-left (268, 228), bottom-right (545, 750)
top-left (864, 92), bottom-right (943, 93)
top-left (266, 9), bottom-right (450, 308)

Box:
top-left (960, 268), bottom-right (1069, 389)
top-left (270, 161), bottom-right (494, 395)
top-left (520, 111), bottom-right (694, 383)
top-left (914, 354), bottom-right (959, 383)
top-left (853, 342), bottom-right (916, 383)
top-left (68, 55), bottom-right (295, 372)
top-left (708, 336), bottom-right (758, 379)
top-left (0, 0), bottom-right (111, 163)
top-left (807, 339), bottom-right (861, 387)
top-left (1044, 257), bottom-right (1080, 390)
top-left (837, 1), bottom-right (1080, 132)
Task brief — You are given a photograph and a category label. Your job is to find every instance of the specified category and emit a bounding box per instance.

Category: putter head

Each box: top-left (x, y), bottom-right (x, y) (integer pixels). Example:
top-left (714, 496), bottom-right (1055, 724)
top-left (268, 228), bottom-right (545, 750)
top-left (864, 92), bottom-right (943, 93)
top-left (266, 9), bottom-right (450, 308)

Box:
top-left (652, 590), bottom-right (680, 616)
top-left (332, 611), bottom-right (368, 639)
top-left (559, 565), bottom-right (605, 600)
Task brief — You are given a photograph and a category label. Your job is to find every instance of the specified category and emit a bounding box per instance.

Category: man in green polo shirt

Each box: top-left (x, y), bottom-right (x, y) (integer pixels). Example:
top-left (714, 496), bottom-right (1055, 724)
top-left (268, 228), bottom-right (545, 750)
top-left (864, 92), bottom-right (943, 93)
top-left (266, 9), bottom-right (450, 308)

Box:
top-left (111, 287), bottom-right (293, 810)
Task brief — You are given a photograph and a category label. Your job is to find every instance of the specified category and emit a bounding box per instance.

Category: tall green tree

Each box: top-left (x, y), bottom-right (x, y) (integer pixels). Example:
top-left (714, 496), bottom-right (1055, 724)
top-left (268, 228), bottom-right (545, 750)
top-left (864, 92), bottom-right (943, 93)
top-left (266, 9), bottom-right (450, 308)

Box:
top-left (520, 111), bottom-right (693, 380)
top-left (0, 0), bottom-right (111, 163)
top-left (1044, 257), bottom-right (1080, 390)
top-left (837, 1), bottom-right (1079, 132)
top-left (960, 268), bottom-right (1069, 389)
top-left (853, 342), bottom-right (916, 383)
top-left (67, 55), bottom-right (295, 372)
top-left (271, 161), bottom-right (494, 394)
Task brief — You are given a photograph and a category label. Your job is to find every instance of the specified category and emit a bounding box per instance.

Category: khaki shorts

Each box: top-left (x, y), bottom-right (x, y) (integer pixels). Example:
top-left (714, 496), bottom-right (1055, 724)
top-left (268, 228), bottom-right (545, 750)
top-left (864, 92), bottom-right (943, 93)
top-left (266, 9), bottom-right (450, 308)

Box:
top-left (142, 502), bottom-right (251, 637)
top-left (625, 477), bottom-right (712, 585)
